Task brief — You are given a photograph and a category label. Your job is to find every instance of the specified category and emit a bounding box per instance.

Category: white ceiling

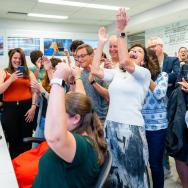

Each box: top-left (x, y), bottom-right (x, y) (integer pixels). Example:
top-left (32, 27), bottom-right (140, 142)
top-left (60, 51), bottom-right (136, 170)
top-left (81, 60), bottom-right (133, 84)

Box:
top-left (0, 0), bottom-right (187, 34)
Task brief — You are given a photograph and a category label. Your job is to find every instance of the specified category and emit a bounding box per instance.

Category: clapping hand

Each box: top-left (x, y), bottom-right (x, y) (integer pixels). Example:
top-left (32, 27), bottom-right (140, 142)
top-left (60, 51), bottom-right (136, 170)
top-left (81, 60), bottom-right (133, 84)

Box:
top-left (35, 57), bottom-right (42, 70)
top-left (116, 8), bottom-right (129, 32)
top-left (42, 56), bottom-right (52, 71)
top-left (53, 62), bottom-right (72, 82)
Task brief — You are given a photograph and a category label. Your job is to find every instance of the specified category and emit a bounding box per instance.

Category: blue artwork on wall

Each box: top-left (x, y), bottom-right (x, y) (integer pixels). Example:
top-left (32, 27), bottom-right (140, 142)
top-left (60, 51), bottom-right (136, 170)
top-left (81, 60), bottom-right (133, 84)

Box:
top-left (44, 38), bottom-right (72, 56)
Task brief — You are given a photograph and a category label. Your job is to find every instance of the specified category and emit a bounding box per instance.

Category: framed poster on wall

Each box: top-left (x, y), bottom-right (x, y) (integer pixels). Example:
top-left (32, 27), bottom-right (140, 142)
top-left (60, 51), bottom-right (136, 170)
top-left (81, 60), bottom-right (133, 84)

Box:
top-left (0, 37), bottom-right (3, 55)
top-left (8, 37), bottom-right (40, 56)
top-left (44, 38), bottom-right (72, 56)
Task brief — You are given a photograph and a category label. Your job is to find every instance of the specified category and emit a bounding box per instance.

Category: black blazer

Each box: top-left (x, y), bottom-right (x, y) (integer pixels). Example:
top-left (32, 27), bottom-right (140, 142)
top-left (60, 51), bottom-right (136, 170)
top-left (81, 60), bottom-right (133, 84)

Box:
top-left (163, 55), bottom-right (180, 97)
top-left (165, 87), bottom-right (187, 159)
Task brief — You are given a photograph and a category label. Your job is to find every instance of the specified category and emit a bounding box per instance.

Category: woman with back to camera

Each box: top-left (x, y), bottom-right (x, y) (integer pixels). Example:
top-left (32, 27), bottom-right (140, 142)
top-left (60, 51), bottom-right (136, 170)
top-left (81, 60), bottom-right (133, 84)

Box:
top-left (0, 48), bottom-right (37, 159)
top-left (90, 8), bottom-right (151, 188)
top-left (32, 62), bottom-right (107, 188)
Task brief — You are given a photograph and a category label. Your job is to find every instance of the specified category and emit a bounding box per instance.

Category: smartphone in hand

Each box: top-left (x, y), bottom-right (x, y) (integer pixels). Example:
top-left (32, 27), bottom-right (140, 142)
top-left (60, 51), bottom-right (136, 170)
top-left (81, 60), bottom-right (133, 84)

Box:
top-left (17, 66), bottom-right (25, 74)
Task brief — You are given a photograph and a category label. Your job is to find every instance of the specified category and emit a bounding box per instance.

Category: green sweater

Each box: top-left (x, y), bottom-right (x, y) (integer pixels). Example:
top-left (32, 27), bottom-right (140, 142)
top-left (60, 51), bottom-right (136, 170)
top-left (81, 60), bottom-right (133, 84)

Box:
top-left (30, 67), bottom-right (45, 82)
top-left (33, 134), bottom-right (100, 188)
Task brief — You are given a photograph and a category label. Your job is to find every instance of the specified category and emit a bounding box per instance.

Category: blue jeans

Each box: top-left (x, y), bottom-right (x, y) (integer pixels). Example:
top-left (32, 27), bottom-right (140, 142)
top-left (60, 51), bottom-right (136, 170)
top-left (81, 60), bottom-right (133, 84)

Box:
top-left (32, 116), bottom-right (45, 148)
top-left (146, 129), bottom-right (167, 188)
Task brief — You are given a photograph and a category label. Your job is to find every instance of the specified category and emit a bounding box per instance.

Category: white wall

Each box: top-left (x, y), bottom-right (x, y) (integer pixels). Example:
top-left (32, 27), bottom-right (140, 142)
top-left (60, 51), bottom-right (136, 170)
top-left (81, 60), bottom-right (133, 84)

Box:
top-left (145, 19), bottom-right (188, 56)
top-left (0, 18), bottom-right (100, 68)
top-left (123, 18), bottom-right (188, 56)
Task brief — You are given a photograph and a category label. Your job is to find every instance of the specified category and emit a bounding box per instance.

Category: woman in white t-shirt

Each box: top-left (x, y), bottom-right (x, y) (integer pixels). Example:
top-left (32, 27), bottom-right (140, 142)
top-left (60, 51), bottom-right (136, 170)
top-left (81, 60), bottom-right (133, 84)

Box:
top-left (90, 8), bottom-right (151, 188)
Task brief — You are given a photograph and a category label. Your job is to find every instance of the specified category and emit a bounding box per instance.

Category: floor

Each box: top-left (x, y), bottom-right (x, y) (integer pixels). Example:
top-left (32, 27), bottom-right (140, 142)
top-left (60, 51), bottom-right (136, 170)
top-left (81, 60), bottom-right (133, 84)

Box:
top-left (164, 157), bottom-right (182, 188)
top-left (148, 157), bottom-right (182, 188)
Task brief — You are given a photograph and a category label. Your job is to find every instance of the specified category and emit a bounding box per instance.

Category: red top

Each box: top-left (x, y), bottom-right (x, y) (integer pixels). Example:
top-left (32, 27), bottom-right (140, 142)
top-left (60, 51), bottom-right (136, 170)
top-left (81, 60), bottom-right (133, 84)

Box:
top-left (3, 72), bottom-right (32, 102)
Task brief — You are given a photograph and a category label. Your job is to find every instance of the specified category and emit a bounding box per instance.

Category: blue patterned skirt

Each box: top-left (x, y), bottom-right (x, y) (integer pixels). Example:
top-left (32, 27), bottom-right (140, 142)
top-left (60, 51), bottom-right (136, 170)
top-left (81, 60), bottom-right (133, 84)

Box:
top-left (105, 120), bottom-right (149, 188)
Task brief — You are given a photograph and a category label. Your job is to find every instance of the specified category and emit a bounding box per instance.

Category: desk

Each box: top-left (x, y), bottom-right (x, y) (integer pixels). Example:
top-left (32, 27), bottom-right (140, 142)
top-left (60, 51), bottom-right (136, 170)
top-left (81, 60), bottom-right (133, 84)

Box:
top-left (0, 123), bottom-right (19, 188)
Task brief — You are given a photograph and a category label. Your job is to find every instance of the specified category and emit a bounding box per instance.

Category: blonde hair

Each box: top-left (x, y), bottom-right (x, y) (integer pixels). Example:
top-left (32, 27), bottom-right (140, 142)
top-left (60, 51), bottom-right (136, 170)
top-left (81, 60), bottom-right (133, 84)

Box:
top-left (109, 35), bottom-right (118, 44)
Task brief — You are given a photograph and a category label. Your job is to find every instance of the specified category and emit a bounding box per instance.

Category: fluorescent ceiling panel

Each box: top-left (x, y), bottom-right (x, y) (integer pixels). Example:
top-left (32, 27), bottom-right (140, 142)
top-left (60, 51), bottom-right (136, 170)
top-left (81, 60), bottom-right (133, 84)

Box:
top-left (28, 13), bottom-right (68, 19)
top-left (38, 0), bottom-right (129, 11)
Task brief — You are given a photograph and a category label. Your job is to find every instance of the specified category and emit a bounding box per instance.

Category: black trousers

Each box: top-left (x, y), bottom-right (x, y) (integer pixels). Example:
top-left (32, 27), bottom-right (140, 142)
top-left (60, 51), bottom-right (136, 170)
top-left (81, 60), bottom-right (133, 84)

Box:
top-left (1, 99), bottom-right (34, 159)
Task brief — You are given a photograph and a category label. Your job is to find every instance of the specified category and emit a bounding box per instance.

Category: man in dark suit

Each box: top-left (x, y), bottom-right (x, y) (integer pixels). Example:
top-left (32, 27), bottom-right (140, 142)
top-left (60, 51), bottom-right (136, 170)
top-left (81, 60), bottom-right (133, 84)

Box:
top-left (148, 37), bottom-right (180, 97)
top-left (148, 36), bottom-right (180, 178)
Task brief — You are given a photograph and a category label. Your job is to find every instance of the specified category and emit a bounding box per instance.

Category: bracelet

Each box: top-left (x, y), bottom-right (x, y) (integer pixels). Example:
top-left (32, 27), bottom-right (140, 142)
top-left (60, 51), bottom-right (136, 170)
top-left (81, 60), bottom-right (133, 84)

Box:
top-left (32, 103), bottom-right (37, 106)
top-left (90, 80), bottom-right (96, 85)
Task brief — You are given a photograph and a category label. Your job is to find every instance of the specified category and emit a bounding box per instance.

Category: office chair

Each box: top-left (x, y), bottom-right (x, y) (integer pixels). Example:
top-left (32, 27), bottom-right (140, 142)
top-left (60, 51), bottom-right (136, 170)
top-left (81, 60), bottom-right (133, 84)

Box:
top-left (23, 138), bottom-right (112, 188)
top-left (23, 137), bottom-right (45, 144)
top-left (95, 149), bottom-right (112, 188)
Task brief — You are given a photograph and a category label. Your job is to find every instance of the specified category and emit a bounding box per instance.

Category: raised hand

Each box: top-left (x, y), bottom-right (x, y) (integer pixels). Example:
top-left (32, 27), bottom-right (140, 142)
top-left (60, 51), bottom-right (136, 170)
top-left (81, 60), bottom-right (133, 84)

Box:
top-left (98, 27), bottom-right (108, 43)
top-left (42, 57), bottom-right (52, 71)
top-left (70, 66), bottom-right (81, 78)
top-left (35, 57), bottom-right (42, 70)
top-left (53, 62), bottom-right (72, 82)
top-left (116, 8), bottom-right (128, 32)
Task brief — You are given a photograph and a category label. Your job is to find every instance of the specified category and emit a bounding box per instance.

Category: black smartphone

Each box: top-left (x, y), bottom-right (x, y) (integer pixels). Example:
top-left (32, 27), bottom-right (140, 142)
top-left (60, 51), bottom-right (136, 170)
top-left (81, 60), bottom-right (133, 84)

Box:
top-left (17, 66), bottom-right (25, 74)
top-left (58, 47), bottom-right (64, 52)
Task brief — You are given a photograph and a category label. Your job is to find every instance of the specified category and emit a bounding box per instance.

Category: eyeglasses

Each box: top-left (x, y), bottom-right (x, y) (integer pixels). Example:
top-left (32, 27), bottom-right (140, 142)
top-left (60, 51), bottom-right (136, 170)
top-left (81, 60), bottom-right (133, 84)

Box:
top-left (148, 44), bottom-right (161, 49)
top-left (179, 50), bottom-right (187, 53)
top-left (76, 53), bottom-right (88, 60)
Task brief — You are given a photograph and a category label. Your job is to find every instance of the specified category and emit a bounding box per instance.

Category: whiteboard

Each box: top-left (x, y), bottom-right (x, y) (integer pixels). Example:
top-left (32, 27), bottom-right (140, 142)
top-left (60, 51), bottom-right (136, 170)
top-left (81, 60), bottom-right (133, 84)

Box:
top-left (145, 20), bottom-right (188, 56)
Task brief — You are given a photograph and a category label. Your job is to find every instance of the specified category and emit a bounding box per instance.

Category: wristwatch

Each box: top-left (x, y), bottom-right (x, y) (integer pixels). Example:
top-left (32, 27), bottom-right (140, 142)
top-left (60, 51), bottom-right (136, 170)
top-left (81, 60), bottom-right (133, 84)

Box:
top-left (117, 32), bottom-right (126, 38)
top-left (50, 78), bottom-right (65, 87)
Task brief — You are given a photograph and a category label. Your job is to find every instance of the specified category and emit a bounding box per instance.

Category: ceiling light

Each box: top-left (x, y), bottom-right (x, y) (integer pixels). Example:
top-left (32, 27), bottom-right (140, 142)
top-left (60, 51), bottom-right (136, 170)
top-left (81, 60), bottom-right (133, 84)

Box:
top-left (38, 0), bottom-right (129, 11)
top-left (28, 13), bottom-right (68, 19)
